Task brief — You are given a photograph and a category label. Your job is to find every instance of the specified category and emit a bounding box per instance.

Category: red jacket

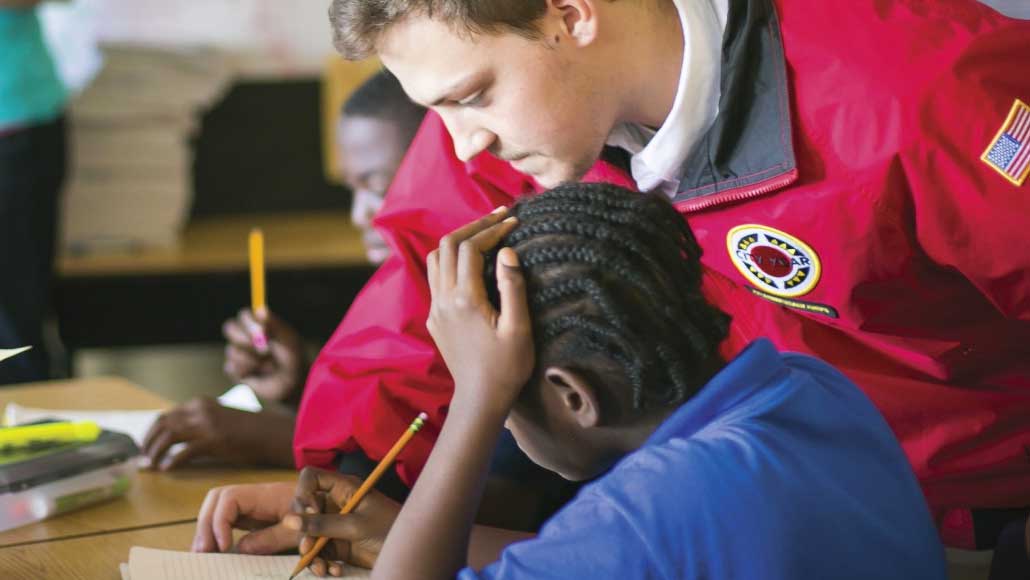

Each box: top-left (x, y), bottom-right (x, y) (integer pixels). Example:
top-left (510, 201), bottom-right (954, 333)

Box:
top-left (296, 0), bottom-right (1030, 548)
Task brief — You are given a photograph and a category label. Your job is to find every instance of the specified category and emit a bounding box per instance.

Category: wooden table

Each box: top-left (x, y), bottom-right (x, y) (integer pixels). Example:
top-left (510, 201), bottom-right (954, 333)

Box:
top-left (58, 211), bottom-right (369, 277)
top-left (0, 378), bottom-right (296, 578)
top-left (1, 522), bottom-right (197, 580)
top-left (54, 211), bottom-right (377, 350)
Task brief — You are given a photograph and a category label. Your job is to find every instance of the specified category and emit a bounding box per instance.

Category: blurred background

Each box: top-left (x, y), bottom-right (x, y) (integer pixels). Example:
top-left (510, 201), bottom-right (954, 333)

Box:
top-left (13, 0), bottom-right (383, 401)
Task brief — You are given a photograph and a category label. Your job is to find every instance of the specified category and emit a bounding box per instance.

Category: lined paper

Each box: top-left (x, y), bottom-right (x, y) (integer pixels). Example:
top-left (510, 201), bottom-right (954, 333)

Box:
top-left (126, 547), bottom-right (370, 580)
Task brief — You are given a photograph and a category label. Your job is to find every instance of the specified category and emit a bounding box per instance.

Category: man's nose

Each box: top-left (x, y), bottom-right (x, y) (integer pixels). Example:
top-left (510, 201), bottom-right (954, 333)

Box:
top-left (439, 111), bottom-right (496, 162)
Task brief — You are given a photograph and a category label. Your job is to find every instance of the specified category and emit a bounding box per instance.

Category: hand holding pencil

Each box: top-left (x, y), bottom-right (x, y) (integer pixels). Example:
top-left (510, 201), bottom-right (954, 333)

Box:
top-left (283, 413), bottom-right (427, 577)
top-left (222, 306), bottom-right (306, 402)
top-left (226, 228), bottom-right (307, 401)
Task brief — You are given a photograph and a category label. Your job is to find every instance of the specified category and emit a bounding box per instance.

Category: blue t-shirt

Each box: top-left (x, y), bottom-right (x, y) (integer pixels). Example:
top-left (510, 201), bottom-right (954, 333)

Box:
top-left (0, 8), bottom-right (66, 129)
top-left (460, 339), bottom-right (946, 580)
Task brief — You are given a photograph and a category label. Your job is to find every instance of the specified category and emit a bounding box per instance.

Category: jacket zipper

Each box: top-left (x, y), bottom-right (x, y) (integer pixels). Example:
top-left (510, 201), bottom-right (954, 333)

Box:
top-left (675, 169), bottom-right (799, 214)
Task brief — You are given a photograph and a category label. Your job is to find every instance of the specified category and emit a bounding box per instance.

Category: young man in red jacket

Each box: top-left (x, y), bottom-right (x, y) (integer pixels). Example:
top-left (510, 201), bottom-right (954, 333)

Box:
top-left (282, 0), bottom-right (1029, 552)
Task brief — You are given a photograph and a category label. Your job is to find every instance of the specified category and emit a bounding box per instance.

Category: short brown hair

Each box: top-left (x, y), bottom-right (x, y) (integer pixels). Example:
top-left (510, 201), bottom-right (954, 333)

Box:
top-left (328, 0), bottom-right (549, 60)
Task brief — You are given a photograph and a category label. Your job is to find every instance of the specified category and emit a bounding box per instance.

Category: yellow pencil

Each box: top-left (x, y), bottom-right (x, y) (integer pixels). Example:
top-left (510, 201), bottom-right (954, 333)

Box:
top-left (288, 412), bottom-right (429, 580)
top-left (248, 228), bottom-right (268, 352)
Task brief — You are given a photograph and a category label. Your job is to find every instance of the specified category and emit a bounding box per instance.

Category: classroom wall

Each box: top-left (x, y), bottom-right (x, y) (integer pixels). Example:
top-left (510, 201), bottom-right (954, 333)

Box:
top-left (45, 0), bottom-right (333, 79)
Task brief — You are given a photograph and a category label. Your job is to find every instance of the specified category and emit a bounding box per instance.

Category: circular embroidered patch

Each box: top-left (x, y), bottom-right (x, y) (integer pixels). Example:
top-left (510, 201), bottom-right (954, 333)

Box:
top-left (726, 225), bottom-right (821, 298)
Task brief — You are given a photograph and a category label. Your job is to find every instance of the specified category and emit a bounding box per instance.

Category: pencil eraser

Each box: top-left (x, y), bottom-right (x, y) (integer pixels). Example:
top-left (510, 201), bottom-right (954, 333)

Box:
top-left (252, 330), bottom-right (269, 354)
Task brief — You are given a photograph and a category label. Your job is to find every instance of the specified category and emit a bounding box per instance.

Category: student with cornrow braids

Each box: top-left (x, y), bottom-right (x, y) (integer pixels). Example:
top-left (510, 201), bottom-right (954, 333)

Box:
top-left (193, 184), bottom-right (946, 578)
top-left (325, 183), bottom-right (943, 578)
top-left (490, 187), bottom-right (729, 411)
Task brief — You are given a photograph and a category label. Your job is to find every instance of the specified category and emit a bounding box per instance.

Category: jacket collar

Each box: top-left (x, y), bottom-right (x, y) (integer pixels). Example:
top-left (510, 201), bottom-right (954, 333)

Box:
top-left (672, 0), bottom-right (798, 212)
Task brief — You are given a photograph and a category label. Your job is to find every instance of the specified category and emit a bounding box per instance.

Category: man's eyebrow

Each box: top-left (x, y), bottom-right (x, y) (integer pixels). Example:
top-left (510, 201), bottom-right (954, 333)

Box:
top-left (425, 74), bottom-right (483, 107)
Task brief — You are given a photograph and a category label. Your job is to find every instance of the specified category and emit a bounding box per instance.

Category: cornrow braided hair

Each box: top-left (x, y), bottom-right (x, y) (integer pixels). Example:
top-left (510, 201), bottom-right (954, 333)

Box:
top-left (485, 183), bottom-right (730, 420)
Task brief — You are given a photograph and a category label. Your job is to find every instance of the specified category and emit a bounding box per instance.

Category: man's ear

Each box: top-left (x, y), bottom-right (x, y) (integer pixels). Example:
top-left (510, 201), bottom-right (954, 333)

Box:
top-left (547, 0), bottom-right (599, 48)
top-left (543, 366), bottom-right (601, 428)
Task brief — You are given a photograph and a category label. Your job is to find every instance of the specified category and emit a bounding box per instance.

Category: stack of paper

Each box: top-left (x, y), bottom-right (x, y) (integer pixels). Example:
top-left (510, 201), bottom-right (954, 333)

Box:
top-left (120, 547), bottom-right (370, 579)
top-left (60, 45), bottom-right (232, 252)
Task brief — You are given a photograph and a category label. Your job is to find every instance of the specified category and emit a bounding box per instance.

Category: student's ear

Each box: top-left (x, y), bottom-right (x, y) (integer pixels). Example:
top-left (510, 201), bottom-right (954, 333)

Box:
top-left (547, 0), bottom-right (599, 48)
top-left (543, 366), bottom-right (601, 429)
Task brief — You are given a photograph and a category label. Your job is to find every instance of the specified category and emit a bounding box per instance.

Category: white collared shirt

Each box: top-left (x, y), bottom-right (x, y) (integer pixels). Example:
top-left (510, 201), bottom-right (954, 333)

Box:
top-left (606, 0), bottom-right (729, 196)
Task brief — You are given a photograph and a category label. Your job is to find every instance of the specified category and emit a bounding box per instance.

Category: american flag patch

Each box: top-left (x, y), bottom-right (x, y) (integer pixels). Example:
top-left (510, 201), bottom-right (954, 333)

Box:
top-left (981, 99), bottom-right (1030, 187)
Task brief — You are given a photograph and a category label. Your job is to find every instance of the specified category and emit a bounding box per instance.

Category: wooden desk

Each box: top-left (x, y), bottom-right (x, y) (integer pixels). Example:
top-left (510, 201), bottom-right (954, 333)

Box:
top-left (54, 212), bottom-right (377, 349)
top-left (1, 521), bottom-right (196, 580)
top-left (0, 376), bottom-right (168, 411)
top-left (0, 378), bottom-right (296, 548)
top-left (58, 211), bottom-right (369, 277)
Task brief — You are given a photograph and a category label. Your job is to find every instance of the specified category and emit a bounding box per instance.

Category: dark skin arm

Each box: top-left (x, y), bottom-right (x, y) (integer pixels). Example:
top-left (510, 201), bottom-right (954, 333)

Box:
top-left (281, 209), bottom-right (536, 578)
top-left (142, 306), bottom-right (304, 470)
top-left (371, 208), bottom-right (532, 580)
top-left (285, 468), bottom-right (535, 577)
top-left (141, 397), bottom-right (295, 470)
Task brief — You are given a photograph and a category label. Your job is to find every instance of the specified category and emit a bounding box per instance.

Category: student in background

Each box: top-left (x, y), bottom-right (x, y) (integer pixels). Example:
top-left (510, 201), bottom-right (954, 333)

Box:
top-left (0, 0), bottom-right (68, 385)
top-left (338, 70), bottom-right (426, 265)
top-left (140, 71), bottom-right (425, 469)
top-left (193, 184), bottom-right (946, 580)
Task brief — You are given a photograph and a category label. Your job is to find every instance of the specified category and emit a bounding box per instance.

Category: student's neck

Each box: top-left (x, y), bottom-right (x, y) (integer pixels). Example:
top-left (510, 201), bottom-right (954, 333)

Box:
top-left (611, 0), bottom-right (685, 128)
top-left (601, 407), bottom-right (678, 459)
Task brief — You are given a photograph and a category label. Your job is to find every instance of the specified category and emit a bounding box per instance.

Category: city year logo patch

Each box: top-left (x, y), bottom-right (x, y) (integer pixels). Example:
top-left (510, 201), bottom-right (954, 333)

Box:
top-left (727, 225), bottom-right (821, 298)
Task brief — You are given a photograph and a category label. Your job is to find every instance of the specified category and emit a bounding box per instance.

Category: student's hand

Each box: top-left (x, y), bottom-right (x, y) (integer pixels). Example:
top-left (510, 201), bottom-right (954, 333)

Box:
top-left (222, 307), bottom-right (306, 402)
top-left (426, 208), bottom-right (533, 418)
top-left (284, 467), bottom-right (401, 574)
top-left (141, 397), bottom-right (295, 470)
top-left (192, 482), bottom-right (298, 554)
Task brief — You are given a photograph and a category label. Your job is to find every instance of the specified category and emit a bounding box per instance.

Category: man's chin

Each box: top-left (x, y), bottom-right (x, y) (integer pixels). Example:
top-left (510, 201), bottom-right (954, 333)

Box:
top-left (527, 166), bottom-right (582, 189)
top-left (509, 155), bottom-right (592, 188)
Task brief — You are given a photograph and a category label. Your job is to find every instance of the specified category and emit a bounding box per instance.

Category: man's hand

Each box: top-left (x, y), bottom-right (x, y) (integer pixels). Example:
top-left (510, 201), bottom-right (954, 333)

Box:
top-left (426, 207), bottom-right (532, 419)
top-left (141, 397), bottom-right (295, 470)
top-left (192, 482), bottom-right (298, 554)
top-left (283, 467), bottom-right (401, 576)
top-left (223, 308), bottom-right (306, 402)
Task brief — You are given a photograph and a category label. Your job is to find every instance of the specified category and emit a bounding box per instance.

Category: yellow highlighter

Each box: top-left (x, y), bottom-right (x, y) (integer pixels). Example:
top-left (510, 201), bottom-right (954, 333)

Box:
top-left (0, 421), bottom-right (101, 453)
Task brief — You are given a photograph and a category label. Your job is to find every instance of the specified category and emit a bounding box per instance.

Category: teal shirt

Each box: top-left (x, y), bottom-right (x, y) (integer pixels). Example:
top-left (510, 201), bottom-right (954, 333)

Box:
top-left (0, 8), bottom-right (66, 129)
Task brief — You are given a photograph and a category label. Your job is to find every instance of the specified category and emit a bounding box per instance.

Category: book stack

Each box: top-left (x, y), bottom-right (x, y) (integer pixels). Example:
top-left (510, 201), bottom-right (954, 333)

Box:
top-left (60, 45), bottom-right (232, 252)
